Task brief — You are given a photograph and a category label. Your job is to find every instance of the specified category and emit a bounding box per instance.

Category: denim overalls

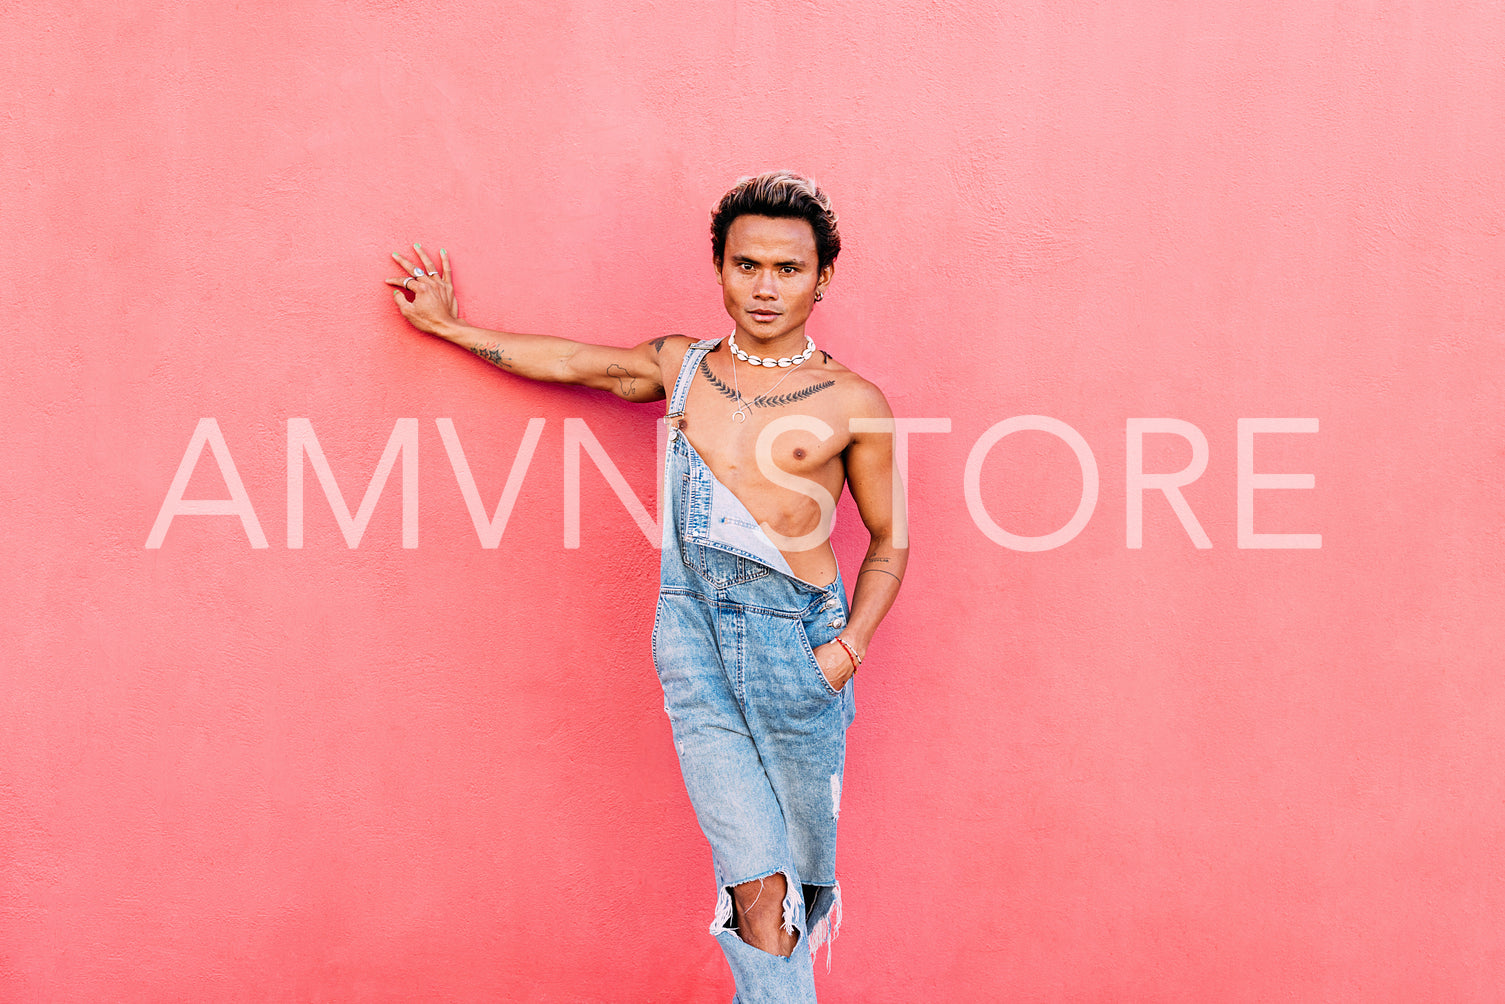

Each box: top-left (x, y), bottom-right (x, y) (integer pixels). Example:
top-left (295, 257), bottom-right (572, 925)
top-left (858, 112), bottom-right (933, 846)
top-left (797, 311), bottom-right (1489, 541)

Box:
top-left (652, 338), bottom-right (856, 1002)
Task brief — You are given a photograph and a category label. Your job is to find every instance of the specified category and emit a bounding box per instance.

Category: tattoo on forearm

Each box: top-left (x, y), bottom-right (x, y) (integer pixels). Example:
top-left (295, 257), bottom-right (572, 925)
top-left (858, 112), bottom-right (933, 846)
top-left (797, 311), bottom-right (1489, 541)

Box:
top-left (857, 567), bottom-right (903, 585)
top-left (863, 555), bottom-right (892, 564)
top-left (606, 363), bottom-right (638, 398)
top-left (471, 343), bottom-right (515, 370)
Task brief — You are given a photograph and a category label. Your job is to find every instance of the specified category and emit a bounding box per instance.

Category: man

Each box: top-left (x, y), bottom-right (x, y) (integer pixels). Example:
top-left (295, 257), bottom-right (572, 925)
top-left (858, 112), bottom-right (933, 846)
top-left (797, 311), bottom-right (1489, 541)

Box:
top-left (387, 171), bottom-right (906, 1001)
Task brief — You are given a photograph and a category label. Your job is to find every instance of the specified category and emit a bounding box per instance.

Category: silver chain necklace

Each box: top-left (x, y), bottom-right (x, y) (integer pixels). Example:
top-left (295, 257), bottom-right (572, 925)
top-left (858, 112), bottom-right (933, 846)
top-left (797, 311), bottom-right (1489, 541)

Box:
top-left (729, 335), bottom-right (813, 423)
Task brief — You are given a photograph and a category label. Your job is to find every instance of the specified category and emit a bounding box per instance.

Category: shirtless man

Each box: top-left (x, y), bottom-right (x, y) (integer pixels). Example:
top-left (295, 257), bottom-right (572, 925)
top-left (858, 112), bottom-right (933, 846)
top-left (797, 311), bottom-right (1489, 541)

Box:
top-left (387, 171), bottom-right (906, 1002)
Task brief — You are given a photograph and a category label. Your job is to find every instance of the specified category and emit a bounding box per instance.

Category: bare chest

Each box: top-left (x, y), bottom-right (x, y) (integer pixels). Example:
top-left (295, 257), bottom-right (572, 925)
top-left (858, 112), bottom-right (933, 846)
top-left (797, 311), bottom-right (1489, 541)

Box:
top-left (669, 359), bottom-right (850, 488)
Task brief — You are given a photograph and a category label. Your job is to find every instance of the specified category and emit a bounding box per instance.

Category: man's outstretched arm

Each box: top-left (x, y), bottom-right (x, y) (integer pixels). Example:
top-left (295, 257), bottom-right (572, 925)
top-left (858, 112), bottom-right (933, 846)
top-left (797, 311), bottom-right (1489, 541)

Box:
top-left (386, 245), bottom-right (674, 403)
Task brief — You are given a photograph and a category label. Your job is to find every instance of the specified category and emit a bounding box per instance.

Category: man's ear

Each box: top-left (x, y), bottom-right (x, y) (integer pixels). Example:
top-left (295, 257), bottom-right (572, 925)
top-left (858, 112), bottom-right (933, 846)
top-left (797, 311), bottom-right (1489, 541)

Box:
top-left (713, 259), bottom-right (724, 286)
top-left (816, 262), bottom-right (835, 296)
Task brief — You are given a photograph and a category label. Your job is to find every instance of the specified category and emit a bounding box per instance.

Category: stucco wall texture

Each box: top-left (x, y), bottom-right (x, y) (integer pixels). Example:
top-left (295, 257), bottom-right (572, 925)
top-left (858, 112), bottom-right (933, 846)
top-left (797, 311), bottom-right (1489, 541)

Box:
top-left (4, 1), bottom-right (1503, 1000)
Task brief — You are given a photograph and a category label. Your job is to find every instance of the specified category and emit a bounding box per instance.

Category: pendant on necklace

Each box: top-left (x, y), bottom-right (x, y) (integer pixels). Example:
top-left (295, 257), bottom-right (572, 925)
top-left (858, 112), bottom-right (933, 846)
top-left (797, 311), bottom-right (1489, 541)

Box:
top-left (732, 409), bottom-right (747, 423)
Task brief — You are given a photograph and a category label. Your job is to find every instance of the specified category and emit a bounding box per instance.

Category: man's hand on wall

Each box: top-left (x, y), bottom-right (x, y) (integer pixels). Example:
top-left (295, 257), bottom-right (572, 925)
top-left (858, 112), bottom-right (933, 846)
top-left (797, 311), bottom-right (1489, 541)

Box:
top-left (387, 244), bottom-right (459, 335)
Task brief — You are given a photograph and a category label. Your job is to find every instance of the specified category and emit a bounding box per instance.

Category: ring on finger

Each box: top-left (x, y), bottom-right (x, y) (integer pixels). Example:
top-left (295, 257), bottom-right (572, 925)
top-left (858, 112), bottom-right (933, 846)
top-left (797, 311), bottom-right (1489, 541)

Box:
top-left (412, 267), bottom-right (424, 278)
top-left (426, 271), bottom-right (438, 276)
top-left (403, 277), bottom-right (414, 290)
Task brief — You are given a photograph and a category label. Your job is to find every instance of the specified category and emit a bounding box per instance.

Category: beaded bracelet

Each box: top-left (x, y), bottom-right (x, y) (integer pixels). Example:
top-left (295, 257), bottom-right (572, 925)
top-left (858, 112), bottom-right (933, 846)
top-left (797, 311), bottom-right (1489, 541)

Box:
top-left (834, 636), bottom-right (862, 674)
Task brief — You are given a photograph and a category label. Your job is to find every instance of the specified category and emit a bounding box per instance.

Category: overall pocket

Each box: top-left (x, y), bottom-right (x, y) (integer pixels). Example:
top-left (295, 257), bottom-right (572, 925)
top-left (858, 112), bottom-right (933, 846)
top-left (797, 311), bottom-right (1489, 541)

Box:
top-left (795, 612), bottom-right (846, 699)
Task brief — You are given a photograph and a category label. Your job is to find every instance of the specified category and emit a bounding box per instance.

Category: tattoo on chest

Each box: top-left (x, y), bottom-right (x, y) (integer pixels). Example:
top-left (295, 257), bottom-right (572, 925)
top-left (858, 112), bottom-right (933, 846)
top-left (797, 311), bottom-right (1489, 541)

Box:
top-left (471, 343), bottom-right (515, 370)
top-left (755, 380), bottom-right (836, 408)
top-left (699, 358), bottom-right (837, 410)
top-left (701, 357), bottom-right (740, 402)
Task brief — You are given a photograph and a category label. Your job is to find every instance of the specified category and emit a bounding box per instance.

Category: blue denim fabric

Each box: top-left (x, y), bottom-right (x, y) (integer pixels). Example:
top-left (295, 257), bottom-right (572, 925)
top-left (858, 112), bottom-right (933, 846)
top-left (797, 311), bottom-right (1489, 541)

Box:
top-left (652, 339), bottom-right (856, 1002)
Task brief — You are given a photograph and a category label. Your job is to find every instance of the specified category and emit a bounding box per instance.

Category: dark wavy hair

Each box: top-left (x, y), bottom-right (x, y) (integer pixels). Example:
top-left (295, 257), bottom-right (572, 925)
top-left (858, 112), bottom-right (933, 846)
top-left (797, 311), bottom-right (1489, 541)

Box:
top-left (710, 171), bottom-right (842, 272)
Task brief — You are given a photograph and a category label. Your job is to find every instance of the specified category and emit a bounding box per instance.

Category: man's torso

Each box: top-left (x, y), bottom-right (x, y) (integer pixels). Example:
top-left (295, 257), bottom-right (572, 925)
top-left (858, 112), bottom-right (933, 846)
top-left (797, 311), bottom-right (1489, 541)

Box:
top-left (658, 337), bottom-right (876, 586)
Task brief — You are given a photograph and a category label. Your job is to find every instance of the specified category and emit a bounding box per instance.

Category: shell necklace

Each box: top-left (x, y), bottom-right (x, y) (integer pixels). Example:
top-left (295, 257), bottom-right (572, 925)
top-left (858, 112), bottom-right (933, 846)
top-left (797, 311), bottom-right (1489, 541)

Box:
top-left (728, 331), bottom-right (817, 368)
top-left (728, 332), bottom-right (816, 423)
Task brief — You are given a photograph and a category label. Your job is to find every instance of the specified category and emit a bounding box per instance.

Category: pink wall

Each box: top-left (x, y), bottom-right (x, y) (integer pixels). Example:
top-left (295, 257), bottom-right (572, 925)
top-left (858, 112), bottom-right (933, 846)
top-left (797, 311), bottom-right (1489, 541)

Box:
top-left (5, 1), bottom-right (1504, 1000)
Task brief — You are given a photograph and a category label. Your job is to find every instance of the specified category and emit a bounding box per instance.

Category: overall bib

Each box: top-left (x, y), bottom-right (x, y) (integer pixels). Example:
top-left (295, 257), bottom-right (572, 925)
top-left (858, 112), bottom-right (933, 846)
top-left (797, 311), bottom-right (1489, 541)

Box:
top-left (652, 338), bottom-right (856, 1003)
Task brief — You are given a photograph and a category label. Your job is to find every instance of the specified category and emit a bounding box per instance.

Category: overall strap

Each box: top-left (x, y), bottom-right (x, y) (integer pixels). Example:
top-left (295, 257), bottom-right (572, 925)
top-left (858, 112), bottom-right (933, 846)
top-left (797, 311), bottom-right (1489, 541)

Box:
top-left (666, 337), bottom-right (722, 419)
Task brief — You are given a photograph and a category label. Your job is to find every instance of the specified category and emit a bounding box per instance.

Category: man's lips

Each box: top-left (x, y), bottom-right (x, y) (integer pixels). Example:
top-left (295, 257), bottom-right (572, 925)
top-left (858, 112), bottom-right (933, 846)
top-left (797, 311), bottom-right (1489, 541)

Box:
top-left (747, 309), bottom-right (782, 319)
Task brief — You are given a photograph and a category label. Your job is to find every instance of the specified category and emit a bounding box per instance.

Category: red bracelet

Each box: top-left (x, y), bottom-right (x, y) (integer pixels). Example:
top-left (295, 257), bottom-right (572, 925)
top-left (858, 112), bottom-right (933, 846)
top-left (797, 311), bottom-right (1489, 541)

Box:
top-left (834, 636), bottom-right (862, 674)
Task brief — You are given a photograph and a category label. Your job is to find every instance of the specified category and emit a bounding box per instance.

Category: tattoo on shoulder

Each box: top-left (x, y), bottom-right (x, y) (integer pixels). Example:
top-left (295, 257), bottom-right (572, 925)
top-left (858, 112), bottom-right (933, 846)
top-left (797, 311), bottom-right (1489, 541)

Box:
top-left (471, 343), bottom-right (515, 370)
top-left (821, 350), bottom-right (832, 363)
top-left (700, 357), bottom-right (740, 402)
top-left (652, 337), bottom-right (667, 354)
top-left (753, 379), bottom-right (835, 409)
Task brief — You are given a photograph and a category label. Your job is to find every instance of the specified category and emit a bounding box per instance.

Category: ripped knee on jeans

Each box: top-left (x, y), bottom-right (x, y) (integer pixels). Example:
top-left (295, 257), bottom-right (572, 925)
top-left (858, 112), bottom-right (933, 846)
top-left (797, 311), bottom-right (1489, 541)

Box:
top-left (715, 869), bottom-right (801, 955)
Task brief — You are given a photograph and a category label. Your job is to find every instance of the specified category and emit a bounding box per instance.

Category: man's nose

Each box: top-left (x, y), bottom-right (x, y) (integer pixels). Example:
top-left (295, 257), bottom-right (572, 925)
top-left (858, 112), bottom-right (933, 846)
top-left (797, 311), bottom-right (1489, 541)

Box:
top-left (753, 269), bottom-right (778, 298)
